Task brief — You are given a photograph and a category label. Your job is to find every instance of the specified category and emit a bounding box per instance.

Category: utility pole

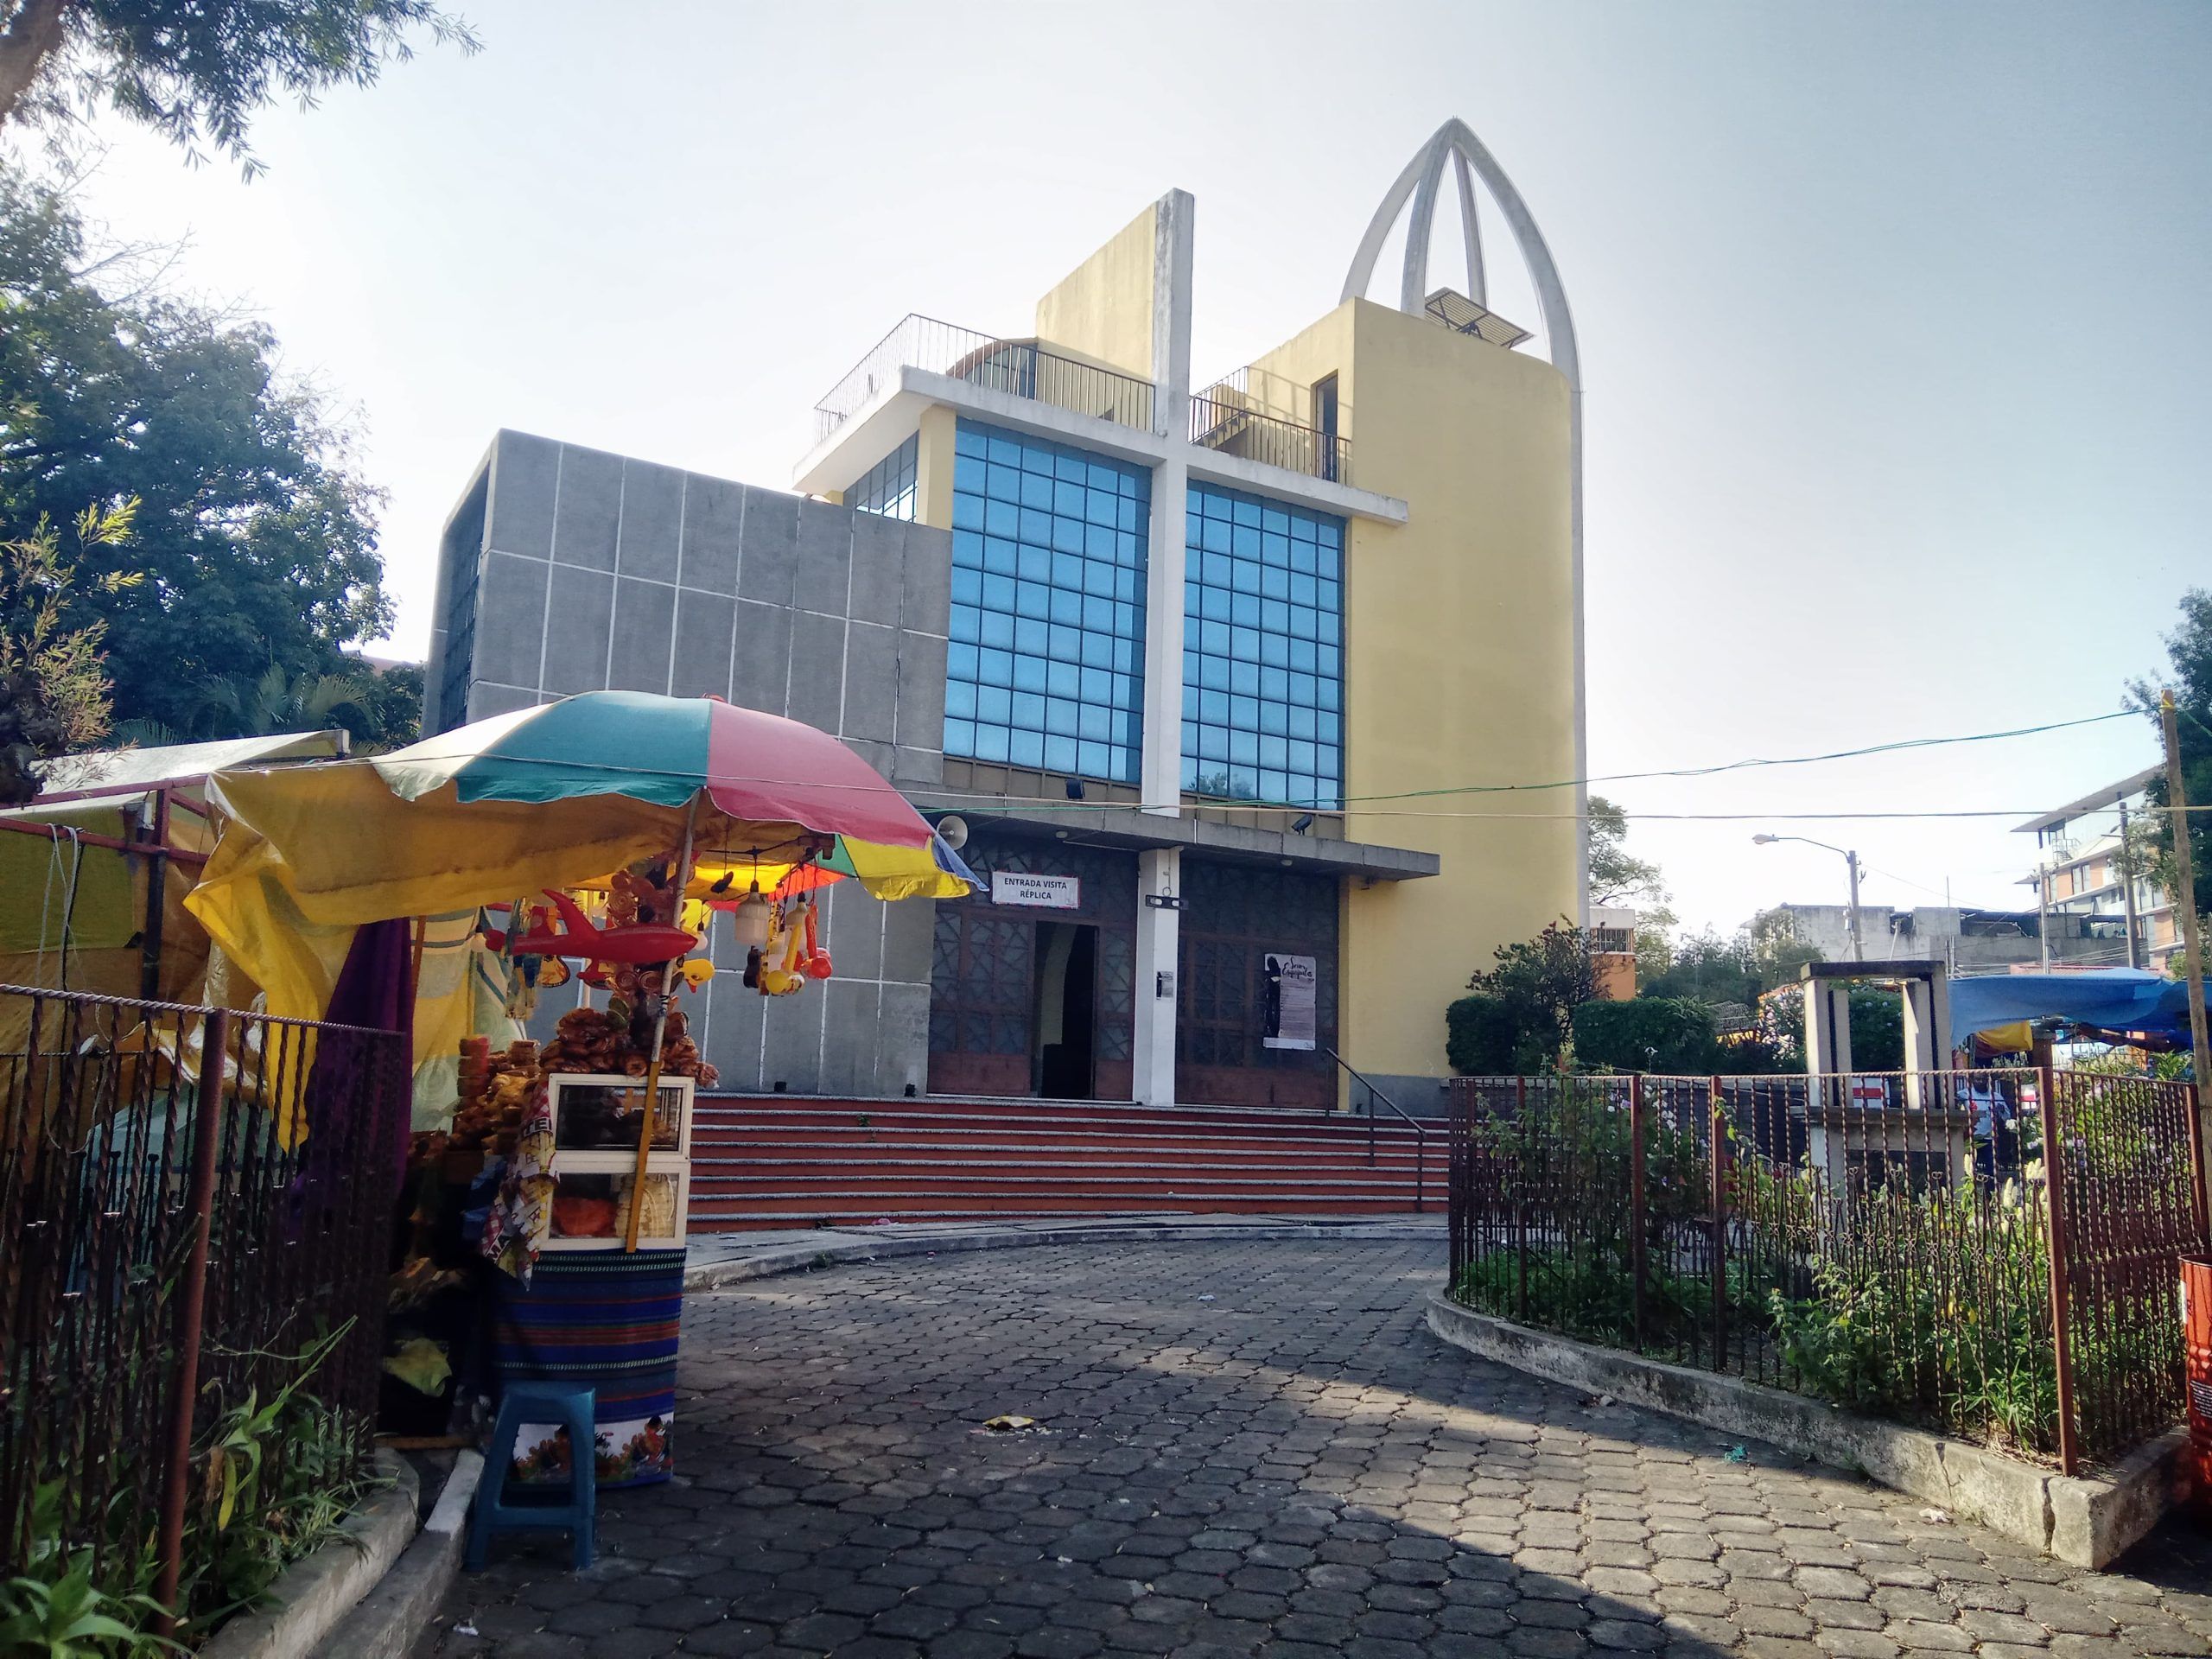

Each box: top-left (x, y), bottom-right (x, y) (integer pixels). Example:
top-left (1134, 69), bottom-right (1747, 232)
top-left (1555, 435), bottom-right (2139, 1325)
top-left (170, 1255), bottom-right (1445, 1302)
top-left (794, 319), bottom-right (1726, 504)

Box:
top-left (1846, 849), bottom-right (1865, 962)
top-left (2117, 793), bottom-right (2144, 972)
top-left (2038, 844), bottom-right (2053, 972)
top-left (2160, 691), bottom-right (2210, 1105)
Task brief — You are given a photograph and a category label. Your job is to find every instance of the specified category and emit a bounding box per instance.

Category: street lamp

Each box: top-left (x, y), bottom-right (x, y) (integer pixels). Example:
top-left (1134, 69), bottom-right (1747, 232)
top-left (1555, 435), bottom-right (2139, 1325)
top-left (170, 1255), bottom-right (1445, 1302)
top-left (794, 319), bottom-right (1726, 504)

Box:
top-left (1752, 834), bottom-right (1865, 961)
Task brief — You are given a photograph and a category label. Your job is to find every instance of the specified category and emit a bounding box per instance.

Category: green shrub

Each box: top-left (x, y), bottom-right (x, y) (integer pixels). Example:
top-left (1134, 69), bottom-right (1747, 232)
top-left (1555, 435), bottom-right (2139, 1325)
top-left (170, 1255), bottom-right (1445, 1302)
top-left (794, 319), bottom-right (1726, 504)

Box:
top-left (1764, 1180), bottom-right (2060, 1452)
top-left (1453, 1247), bottom-right (1770, 1351)
top-left (1446, 993), bottom-right (1519, 1075)
top-left (1571, 998), bottom-right (1720, 1074)
top-left (1452, 1083), bottom-right (2088, 1459)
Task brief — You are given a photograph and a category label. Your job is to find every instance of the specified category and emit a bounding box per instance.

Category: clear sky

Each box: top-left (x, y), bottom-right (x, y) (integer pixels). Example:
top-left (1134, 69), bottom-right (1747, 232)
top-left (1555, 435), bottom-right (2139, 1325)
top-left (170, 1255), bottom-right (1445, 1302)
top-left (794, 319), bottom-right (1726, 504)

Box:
top-left (26, 0), bottom-right (2212, 938)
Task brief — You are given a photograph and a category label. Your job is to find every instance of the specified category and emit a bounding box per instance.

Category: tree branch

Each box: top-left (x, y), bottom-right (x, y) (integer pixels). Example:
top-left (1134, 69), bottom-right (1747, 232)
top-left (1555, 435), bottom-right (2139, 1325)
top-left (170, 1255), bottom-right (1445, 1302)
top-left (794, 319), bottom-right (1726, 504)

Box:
top-left (0, 0), bottom-right (70, 130)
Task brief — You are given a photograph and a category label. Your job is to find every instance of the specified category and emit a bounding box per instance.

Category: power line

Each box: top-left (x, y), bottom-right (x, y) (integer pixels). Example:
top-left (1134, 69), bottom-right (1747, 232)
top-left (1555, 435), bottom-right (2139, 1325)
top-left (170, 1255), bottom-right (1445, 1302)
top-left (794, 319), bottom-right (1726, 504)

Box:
top-left (220, 705), bottom-right (2173, 825)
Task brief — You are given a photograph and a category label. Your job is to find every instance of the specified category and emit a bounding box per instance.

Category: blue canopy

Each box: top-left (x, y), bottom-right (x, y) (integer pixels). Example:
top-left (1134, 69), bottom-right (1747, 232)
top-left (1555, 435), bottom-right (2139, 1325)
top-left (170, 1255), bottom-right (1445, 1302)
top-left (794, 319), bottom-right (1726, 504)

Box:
top-left (1949, 969), bottom-right (2211, 1043)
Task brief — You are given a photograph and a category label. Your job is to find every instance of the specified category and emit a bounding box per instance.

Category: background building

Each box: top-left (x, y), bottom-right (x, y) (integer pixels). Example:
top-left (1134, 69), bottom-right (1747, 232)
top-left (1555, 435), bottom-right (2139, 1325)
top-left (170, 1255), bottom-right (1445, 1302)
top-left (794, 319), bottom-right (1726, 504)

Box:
top-left (2016, 767), bottom-right (2180, 972)
top-left (1774, 902), bottom-right (2118, 973)
top-left (426, 135), bottom-right (1583, 1109)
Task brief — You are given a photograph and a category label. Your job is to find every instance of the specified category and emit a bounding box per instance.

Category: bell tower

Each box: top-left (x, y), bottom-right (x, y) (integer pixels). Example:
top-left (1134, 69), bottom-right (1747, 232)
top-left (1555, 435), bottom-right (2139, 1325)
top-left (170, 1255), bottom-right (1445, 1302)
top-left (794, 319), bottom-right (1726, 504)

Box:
top-left (1343, 120), bottom-right (1588, 918)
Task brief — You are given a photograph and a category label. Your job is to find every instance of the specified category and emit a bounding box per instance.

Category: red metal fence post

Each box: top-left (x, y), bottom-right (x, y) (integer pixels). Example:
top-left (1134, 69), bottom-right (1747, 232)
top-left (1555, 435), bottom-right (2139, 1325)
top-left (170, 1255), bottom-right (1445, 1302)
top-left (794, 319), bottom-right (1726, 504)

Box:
top-left (1709, 1076), bottom-right (1728, 1372)
top-left (153, 1005), bottom-right (230, 1634)
top-left (1516, 1075), bottom-right (1530, 1325)
top-left (1630, 1073), bottom-right (1648, 1351)
top-left (2036, 1063), bottom-right (2082, 1477)
top-left (2190, 1077), bottom-right (2212, 1249)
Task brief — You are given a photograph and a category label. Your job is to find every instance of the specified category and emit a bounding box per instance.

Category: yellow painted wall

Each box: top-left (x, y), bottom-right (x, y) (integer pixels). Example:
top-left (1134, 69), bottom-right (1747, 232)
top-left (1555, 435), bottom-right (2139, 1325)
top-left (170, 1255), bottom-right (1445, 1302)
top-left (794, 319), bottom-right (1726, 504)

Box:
top-left (1251, 299), bottom-right (1579, 1080)
top-left (1033, 202), bottom-right (1158, 380)
top-left (913, 404), bottom-right (958, 531)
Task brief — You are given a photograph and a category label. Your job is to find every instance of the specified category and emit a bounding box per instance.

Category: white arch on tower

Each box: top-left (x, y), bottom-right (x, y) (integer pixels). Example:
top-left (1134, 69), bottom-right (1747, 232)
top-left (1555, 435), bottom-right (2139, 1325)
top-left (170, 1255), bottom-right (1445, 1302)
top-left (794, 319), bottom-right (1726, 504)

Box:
top-left (1343, 118), bottom-right (1590, 921)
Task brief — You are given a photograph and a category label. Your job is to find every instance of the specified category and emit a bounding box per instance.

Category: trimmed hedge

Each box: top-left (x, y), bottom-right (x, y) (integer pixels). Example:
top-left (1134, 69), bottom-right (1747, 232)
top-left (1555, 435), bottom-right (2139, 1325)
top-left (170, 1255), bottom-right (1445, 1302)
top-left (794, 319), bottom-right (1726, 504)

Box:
top-left (1569, 997), bottom-right (1721, 1074)
top-left (1445, 994), bottom-right (1520, 1076)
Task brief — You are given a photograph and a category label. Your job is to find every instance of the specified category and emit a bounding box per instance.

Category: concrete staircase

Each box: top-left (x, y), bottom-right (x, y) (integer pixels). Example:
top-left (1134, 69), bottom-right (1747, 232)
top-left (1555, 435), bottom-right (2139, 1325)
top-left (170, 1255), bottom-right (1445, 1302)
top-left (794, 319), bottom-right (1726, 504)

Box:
top-left (685, 1095), bottom-right (1437, 1230)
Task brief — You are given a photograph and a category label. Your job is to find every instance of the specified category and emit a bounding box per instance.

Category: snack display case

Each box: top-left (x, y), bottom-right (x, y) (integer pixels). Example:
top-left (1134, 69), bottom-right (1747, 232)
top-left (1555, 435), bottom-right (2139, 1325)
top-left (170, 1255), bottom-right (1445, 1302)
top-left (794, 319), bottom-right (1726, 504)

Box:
top-left (541, 1073), bottom-right (696, 1251)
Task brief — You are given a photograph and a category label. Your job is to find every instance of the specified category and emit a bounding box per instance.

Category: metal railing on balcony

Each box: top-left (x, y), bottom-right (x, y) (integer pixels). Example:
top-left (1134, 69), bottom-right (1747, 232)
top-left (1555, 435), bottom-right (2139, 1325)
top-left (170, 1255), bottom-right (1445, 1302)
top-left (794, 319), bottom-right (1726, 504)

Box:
top-left (1187, 374), bottom-right (1351, 486)
top-left (813, 315), bottom-right (1156, 443)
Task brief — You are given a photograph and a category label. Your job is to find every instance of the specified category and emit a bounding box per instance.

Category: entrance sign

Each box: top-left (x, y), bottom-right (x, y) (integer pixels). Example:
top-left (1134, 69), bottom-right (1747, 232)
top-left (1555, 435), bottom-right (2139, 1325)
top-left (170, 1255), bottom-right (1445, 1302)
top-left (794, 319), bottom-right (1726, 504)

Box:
top-left (992, 871), bottom-right (1081, 911)
top-left (1262, 953), bottom-right (1318, 1051)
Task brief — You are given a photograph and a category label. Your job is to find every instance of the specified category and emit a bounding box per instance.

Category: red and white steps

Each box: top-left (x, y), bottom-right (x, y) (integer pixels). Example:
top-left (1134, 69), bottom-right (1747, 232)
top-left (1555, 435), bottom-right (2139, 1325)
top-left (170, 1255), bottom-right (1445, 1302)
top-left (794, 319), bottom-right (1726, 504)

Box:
top-left (684, 1094), bottom-right (1436, 1230)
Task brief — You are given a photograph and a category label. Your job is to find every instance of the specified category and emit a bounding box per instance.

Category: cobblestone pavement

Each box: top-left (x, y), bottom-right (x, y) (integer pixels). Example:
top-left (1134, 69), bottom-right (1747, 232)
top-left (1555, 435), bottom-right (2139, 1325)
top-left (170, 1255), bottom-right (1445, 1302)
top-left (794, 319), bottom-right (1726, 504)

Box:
top-left (418, 1239), bottom-right (2212, 1659)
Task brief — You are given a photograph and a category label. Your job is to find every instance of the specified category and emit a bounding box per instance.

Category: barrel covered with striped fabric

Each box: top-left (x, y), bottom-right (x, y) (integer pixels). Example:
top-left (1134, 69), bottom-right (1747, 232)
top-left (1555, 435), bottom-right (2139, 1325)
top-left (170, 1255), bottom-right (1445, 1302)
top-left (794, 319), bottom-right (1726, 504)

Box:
top-left (491, 1249), bottom-right (685, 1486)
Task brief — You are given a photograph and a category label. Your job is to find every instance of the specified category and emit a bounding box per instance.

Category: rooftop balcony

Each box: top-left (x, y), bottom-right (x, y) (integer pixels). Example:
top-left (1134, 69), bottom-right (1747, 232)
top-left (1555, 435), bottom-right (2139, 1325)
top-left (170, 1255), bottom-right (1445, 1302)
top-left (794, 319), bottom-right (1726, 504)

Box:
top-left (1188, 368), bottom-right (1351, 487)
top-left (813, 315), bottom-right (1155, 444)
top-left (802, 319), bottom-right (1396, 524)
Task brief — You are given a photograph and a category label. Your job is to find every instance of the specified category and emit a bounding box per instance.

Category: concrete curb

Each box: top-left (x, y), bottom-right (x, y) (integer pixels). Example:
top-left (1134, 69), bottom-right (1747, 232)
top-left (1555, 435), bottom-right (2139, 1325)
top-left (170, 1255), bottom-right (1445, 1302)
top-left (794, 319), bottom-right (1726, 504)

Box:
top-left (1424, 1289), bottom-right (2187, 1569)
top-left (683, 1215), bottom-right (1445, 1292)
top-left (197, 1450), bottom-right (420, 1659)
top-left (316, 1450), bottom-right (486, 1659)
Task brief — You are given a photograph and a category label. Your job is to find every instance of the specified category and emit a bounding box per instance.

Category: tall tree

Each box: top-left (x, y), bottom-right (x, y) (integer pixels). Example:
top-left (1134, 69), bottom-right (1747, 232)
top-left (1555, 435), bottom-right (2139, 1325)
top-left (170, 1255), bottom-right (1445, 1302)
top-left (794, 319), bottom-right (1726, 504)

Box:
top-left (1465, 921), bottom-right (1598, 1073)
top-left (1587, 794), bottom-right (1678, 980)
top-left (0, 499), bottom-right (136, 801)
top-left (0, 0), bottom-right (473, 175)
top-left (0, 165), bottom-right (392, 734)
top-left (2129, 589), bottom-right (2212, 944)
top-left (1639, 908), bottom-right (1823, 1006)
top-left (1586, 795), bottom-right (1664, 908)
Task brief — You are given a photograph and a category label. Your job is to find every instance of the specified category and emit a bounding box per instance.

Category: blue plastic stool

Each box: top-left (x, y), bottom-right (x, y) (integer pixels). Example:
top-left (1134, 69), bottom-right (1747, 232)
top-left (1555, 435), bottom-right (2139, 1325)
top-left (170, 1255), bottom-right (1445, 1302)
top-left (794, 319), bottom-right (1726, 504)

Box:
top-left (466, 1383), bottom-right (597, 1571)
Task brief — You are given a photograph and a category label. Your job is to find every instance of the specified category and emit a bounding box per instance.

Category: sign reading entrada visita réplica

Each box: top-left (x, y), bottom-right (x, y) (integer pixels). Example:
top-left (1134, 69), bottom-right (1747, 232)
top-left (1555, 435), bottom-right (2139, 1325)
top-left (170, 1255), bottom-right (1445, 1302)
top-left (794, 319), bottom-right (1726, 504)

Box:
top-left (991, 871), bottom-right (1082, 911)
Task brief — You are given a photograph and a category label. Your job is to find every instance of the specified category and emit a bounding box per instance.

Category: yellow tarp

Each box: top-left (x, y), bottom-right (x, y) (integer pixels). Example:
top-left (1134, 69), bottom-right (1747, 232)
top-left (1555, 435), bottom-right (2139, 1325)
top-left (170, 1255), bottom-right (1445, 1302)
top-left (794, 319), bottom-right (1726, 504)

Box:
top-left (188, 763), bottom-right (697, 1027)
top-left (0, 793), bottom-right (253, 1056)
top-left (1976, 1020), bottom-right (2037, 1055)
top-left (0, 798), bottom-right (139, 955)
top-left (186, 761), bottom-right (943, 1030)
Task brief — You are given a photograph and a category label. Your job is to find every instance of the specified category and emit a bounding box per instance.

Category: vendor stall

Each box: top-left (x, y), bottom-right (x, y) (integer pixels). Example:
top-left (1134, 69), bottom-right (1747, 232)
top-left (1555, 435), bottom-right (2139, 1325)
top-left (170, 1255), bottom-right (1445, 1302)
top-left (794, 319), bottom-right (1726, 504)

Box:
top-left (185, 690), bottom-right (972, 1483)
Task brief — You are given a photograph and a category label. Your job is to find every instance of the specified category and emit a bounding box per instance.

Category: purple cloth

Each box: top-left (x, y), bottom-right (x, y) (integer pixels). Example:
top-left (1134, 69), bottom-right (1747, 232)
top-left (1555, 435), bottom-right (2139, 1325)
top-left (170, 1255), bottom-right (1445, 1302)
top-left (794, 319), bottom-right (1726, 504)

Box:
top-left (287, 918), bottom-right (416, 1235)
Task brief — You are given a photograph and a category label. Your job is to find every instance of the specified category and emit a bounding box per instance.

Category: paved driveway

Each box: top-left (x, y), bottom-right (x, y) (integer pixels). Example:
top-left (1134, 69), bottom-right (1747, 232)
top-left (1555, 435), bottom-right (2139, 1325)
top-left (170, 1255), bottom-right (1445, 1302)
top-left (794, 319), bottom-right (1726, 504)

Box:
top-left (418, 1238), bottom-right (2212, 1658)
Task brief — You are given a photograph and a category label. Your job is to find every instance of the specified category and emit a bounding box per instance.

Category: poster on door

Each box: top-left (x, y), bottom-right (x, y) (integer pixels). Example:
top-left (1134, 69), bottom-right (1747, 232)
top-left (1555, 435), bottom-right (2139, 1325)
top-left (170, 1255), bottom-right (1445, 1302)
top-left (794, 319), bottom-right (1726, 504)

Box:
top-left (1262, 953), bottom-right (1318, 1051)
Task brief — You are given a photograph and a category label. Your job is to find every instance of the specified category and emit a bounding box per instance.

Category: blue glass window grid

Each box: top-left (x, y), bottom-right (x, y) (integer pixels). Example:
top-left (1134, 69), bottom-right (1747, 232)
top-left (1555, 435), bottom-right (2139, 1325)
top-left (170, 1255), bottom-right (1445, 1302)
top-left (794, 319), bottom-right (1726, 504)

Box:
top-left (1180, 482), bottom-right (1344, 806)
top-left (849, 433), bottom-right (918, 520)
top-left (947, 420), bottom-right (1149, 782)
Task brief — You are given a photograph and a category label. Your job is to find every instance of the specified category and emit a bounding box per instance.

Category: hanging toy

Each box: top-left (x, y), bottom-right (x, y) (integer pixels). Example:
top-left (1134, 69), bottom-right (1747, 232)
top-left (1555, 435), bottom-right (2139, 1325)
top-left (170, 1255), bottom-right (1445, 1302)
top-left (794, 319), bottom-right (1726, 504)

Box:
top-left (680, 958), bottom-right (715, 994)
top-left (507, 888), bottom-right (696, 964)
top-left (802, 899), bottom-right (832, 980)
top-left (758, 896), bottom-right (807, 996)
top-left (537, 957), bottom-right (573, 989)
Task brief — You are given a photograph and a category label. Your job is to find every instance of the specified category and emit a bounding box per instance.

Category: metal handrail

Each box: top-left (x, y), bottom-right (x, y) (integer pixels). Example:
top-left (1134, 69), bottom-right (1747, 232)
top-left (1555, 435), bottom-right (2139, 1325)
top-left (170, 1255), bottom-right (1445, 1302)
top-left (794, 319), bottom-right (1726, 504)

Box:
top-left (814, 313), bottom-right (1157, 442)
top-left (1189, 379), bottom-right (1351, 486)
top-left (1325, 1046), bottom-right (1429, 1213)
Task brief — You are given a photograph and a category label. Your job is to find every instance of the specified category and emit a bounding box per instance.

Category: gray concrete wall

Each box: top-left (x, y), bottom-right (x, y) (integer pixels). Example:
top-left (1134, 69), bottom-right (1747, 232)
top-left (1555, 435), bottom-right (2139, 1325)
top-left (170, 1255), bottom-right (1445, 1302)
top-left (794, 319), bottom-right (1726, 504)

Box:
top-left (1778, 902), bottom-right (2104, 972)
top-left (453, 429), bottom-right (954, 1097)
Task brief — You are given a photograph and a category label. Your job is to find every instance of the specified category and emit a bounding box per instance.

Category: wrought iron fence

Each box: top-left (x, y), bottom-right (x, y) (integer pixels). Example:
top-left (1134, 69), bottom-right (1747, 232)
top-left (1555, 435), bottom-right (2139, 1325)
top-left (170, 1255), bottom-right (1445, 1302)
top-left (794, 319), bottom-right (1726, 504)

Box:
top-left (1188, 376), bottom-right (1351, 486)
top-left (0, 987), bottom-right (406, 1627)
top-left (813, 314), bottom-right (1157, 442)
top-left (1447, 1068), bottom-right (2208, 1473)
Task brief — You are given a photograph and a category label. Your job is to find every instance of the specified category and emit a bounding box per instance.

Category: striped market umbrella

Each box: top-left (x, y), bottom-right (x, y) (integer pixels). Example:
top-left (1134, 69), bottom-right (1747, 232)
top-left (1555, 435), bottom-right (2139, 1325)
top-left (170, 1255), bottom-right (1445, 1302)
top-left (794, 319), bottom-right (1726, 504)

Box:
top-left (374, 690), bottom-right (974, 901)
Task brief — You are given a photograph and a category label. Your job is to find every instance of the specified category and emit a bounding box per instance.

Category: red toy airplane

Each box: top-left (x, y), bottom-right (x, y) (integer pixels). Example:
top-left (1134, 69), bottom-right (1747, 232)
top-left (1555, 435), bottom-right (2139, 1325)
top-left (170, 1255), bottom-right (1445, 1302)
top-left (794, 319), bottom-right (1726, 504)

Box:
top-left (505, 888), bottom-right (698, 964)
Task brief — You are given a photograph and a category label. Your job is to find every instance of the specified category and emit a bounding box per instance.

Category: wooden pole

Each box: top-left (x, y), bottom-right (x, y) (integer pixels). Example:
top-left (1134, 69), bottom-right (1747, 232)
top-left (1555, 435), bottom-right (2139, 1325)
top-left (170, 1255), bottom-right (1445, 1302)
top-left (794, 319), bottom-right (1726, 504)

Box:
top-left (623, 798), bottom-right (698, 1251)
top-left (2036, 1061), bottom-right (2082, 1475)
top-left (138, 786), bottom-right (171, 1001)
top-left (2159, 691), bottom-right (2212, 1177)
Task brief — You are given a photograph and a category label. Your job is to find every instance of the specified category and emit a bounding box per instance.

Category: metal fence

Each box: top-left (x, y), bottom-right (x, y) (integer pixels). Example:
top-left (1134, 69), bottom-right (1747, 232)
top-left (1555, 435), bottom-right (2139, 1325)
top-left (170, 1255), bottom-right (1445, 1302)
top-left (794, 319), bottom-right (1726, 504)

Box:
top-left (1447, 1068), bottom-right (2208, 1473)
top-left (1188, 378), bottom-right (1351, 486)
top-left (0, 987), bottom-right (406, 1624)
top-left (813, 314), bottom-right (1157, 442)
